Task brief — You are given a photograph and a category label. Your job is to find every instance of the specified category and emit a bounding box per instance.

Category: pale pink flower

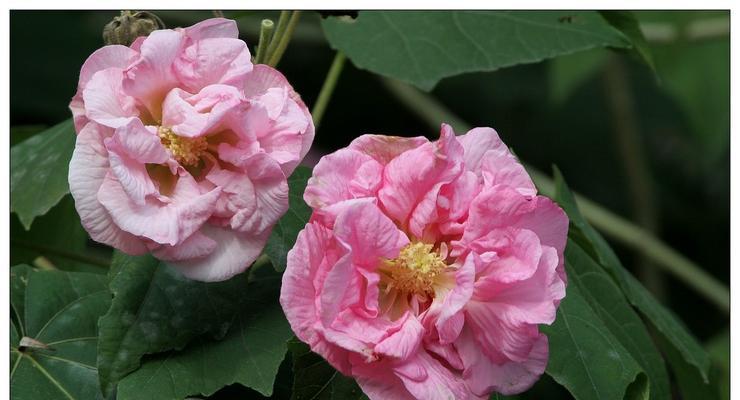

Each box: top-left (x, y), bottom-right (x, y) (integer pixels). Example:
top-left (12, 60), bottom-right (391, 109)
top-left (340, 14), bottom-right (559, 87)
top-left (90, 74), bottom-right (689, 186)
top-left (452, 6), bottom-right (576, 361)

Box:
top-left (280, 125), bottom-right (567, 399)
top-left (68, 18), bottom-right (314, 281)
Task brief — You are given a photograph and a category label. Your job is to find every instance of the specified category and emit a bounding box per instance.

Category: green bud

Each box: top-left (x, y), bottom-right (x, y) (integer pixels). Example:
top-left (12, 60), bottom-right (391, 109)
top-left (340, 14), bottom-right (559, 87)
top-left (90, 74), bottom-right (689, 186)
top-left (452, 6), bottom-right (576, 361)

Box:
top-left (103, 10), bottom-right (165, 46)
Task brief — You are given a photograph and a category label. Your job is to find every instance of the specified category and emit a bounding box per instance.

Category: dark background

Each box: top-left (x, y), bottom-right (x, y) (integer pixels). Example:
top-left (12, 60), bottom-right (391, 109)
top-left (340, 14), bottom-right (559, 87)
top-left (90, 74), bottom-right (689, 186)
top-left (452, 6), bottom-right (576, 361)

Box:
top-left (10, 10), bottom-right (729, 399)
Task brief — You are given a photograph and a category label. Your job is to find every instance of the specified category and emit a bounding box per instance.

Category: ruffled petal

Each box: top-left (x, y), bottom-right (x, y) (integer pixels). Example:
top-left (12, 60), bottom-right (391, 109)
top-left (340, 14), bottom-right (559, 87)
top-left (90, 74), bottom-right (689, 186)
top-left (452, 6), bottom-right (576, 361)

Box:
top-left (151, 230), bottom-right (217, 261)
top-left (182, 17), bottom-right (239, 40)
top-left (457, 327), bottom-right (548, 397)
top-left (161, 84), bottom-right (243, 138)
top-left (68, 123), bottom-right (147, 254)
top-left (98, 172), bottom-right (220, 245)
top-left (165, 224), bottom-right (266, 282)
top-left (83, 68), bottom-right (138, 128)
top-left (174, 37), bottom-right (252, 93)
top-left (378, 124), bottom-right (463, 236)
top-left (243, 64), bottom-right (314, 174)
top-left (457, 127), bottom-right (536, 197)
top-left (123, 29), bottom-right (184, 119)
top-left (304, 148), bottom-right (383, 210)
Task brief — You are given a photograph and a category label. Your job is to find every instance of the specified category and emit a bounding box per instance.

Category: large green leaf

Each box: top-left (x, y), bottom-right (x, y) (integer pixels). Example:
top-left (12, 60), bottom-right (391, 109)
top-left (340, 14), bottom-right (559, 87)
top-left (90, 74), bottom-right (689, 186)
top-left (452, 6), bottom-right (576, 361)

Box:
top-left (116, 267), bottom-right (293, 399)
top-left (10, 265), bottom-right (110, 400)
top-left (96, 252), bottom-right (251, 396)
top-left (11, 119), bottom-right (76, 229)
top-left (565, 240), bottom-right (670, 400)
top-left (551, 168), bottom-right (711, 384)
top-left (288, 339), bottom-right (367, 400)
top-left (541, 283), bottom-right (646, 400)
top-left (322, 11), bottom-right (631, 90)
top-left (265, 166), bottom-right (312, 272)
top-left (11, 195), bottom-right (110, 273)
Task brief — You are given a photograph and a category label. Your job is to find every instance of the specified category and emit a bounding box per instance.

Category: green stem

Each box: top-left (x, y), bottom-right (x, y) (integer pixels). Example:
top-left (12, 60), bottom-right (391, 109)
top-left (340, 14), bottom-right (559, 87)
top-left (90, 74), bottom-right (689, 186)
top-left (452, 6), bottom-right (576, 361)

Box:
top-left (311, 52), bottom-right (346, 129)
top-left (267, 11), bottom-right (302, 67)
top-left (11, 239), bottom-right (110, 268)
top-left (264, 11), bottom-right (290, 65)
top-left (603, 56), bottom-right (664, 299)
top-left (254, 19), bottom-right (275, 64)
top-left (381, 77), bottom-right (730, 313)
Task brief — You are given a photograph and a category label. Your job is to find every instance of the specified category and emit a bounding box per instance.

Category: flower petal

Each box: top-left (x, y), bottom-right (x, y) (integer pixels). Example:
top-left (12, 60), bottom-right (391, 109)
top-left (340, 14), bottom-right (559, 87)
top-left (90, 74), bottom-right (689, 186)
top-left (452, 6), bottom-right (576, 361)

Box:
top-left (304, 148), bottom-right (383, 210)
top-left (83, 68), bottom-right (138, 128)
top-left (165, 224), bottom-right (266, 282)
top-left (349, 134), bottom-right (428, 165)
top-left (68, 123), bottom-right (147, 254)
top-left (458, 127), bottom-right (536, 197)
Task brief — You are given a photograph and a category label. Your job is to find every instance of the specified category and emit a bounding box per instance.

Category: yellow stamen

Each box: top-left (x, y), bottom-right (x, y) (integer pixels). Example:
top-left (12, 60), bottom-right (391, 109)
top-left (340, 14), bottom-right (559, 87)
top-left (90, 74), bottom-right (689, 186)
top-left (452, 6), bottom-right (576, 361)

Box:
top-left (157, 126), bottom-right (208, 167)
top-left (381, 242), bottom-right (446, 295)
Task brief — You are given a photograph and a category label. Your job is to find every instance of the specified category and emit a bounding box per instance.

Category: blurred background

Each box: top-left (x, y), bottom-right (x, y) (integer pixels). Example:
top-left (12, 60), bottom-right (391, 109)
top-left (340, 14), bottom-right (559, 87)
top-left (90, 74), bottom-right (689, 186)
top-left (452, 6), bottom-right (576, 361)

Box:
top-left (10, 10), bottom-right (729, 399)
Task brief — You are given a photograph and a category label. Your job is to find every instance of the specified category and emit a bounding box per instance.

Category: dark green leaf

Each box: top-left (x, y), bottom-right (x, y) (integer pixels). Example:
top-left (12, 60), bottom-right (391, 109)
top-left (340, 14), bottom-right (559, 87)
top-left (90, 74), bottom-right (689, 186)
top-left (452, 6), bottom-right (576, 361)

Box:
top-left (548, 48), bottom-right (608, 104)
top-left (11, 124), bottom-right (47, 147)
top-left (96, 252), bottom-right (251, 396)
top-left (599, 11), bottom-right (656, 71)
top-left (322, 11), bottom-right (630, 90)
top-left (551, 167), bottom-right (711, 383)
top-left (11, 119), bottom-right (76, 229)
top-left (541, 283), bottom-right (646, 400)
top-left (265, 166), bottom-right (312, 272)
top-left (288, 338), bottom-right (367, 400)
top-left (707, 329), bottom-right (729, 400)
top-left (116, 267), bottom-right (293, 399)
top-left (10, 265), bottom-right (32, 335)
top-left (10, 266), bottom-right (110, 400)
top-left (11, 195), bottom-right (110, 273)
top-left (565, 240), bottom-right (670, 400)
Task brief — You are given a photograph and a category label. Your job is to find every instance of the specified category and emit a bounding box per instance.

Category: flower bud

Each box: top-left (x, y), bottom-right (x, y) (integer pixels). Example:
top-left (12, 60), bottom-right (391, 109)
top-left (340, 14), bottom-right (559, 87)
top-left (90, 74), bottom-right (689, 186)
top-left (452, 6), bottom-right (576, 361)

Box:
top-left (103, 10), bottom-right (165, 46)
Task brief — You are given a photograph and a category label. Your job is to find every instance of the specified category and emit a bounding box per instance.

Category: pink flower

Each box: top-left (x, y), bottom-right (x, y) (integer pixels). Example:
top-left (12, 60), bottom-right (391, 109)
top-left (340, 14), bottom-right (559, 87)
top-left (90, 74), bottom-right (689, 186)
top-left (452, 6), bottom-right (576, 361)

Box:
top-left (280, 125), bottom-right (567, 399)
top-left (68, 18), bottom-right (314, 281)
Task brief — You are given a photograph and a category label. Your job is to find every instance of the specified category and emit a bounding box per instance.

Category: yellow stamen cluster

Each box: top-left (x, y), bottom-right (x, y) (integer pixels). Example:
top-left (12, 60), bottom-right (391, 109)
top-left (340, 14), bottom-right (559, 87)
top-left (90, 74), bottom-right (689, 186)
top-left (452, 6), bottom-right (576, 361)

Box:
top-left (381, 242), bottom-right (446, 295)
top-left (157, 126), bottom-right (208, 167)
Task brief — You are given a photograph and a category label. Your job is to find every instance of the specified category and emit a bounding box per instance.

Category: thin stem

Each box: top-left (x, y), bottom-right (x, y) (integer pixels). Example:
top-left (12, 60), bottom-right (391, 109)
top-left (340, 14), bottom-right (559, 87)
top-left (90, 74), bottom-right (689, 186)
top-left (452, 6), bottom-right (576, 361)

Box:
top-left (381, 77), bottom-right (730, 313)
top-left (11, 239), bottom-right (110, 268)
top-left (33, 256), bottom-right (56, 271)
top-left (254, 19), bottom-right (275, 64)
top-left (267, 11), bottom-right (302, 67)
top-left (311, 52), bottom-right (347, 129)
top-left (264, 11), bottom-right (290, 64)
top-left (212, 10), bottom-right (225, 18)
top-left (603, 55), bottom-right (663, 299)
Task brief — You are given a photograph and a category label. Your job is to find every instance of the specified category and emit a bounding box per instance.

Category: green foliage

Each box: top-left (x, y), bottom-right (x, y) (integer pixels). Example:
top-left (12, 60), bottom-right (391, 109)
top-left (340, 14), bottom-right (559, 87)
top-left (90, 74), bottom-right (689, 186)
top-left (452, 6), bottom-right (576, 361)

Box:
top-left (563, 241), bottom-right (670, 399)
top-left (541, 283), bottom-right (647, 400)
top-left (288, 339), bottom-right (366, 400)
top-left (11, 119), bottom-right (76, 229)
top-left (116, 266), bottom-right (293, 399)
top-left (10, 265), bottom-right (110, 400)
top-left (11, 195), bottom-right (109, 273)
top-left (96, 252), bottom-right (251, 396)
top-left (599, 11), bottom-right (656, 71)
top-left (552, 167), bottom-right (713, 398)
top-left (265, 167), bottom-right (313, 272)
top-left (322, 11), bottom-right (631, 90)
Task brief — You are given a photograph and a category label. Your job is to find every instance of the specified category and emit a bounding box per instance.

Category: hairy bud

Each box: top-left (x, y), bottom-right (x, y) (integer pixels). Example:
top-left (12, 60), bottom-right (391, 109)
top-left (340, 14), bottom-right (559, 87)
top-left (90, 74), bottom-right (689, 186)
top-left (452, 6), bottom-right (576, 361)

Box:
top-left (103, 10), bottom-right (165, 46)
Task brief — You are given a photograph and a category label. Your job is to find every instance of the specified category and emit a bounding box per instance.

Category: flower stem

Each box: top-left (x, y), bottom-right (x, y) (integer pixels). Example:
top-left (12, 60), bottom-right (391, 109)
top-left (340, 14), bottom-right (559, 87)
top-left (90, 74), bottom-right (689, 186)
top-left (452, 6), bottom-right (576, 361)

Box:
top-left (11, 239), bottom-right (111, 268)
top-left (267, 11), bottom-right (302, 67)
top-left (380, 77), bottom-right (730, 313)
top-left (254, 19), bottom-right (275, 64)
top-left (311, 52), bottom-right (346, 129)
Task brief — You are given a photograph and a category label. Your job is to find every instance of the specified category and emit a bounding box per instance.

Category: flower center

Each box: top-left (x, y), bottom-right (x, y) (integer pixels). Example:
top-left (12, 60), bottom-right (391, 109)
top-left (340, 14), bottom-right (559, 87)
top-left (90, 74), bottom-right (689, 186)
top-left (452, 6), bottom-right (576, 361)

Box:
top-left (381, 242), bottom-right (446, 295)
top-left (158, 126), bottom-right (208, 167)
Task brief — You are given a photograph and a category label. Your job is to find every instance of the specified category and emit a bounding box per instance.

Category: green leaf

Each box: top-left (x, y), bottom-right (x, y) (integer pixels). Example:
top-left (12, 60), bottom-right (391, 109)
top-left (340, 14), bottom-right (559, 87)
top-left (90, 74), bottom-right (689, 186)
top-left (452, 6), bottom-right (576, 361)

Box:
top-left (565, 240), bottom-right (670, 400)
top-left (599, 11), bottom-right (656, 71)
top-left (10, 265), bottom-right (110, 400)
top-left (541, 283), bottom-right (646, 400)
top-left (96, 252), bottom-right (251, 396)
top-left (322, 11), bottom-right (630, 90)
top-left (551, 167), bottom-right (711, 383)
top-left (288, 338), bottom-right (367, 400)
top-left (265, 166), bottom-right (312, 272)
top-left (707, 329), bottom-right (729, 400)
top-left (11, 195), bottom-right (110, 273)
top-left (11, 124), bottom-right (47, 147)
top-left (11, 119), bottom-right (76, 229)
top-left (116, 267), bottom-right (293, 399)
